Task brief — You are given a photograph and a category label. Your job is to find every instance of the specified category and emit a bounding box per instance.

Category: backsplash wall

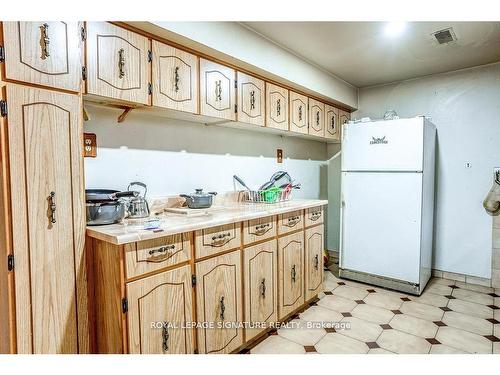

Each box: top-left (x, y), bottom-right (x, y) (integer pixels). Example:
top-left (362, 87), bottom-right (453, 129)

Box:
top-left (84, 104), bottom-right (329, 200)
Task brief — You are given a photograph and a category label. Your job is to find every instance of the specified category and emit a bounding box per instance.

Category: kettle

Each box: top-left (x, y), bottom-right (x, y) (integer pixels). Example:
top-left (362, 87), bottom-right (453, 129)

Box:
top-left (127, 182), bottom-right (150, 218)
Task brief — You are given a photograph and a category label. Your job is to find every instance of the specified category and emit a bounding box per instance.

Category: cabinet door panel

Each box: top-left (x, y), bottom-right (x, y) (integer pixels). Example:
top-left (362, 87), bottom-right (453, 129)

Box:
top-left (266, 83), bottom-right (288, 131)
top-left (127, 265), bottom-right (194, 354)
top-left (244, 240), bottom-right (277, 341)
top-left (324, 104), bottom-right (340, 140)
top-left (7, 84), bottom-right (82, 353)
top-left (200, 59), bottom-right (235, 121)
top-left (305, 225), bottom-right (324, 301)
top-left (289, 91), bottom-right (308, 135)
top-left (339, 109), bottom-right (350, 128)
top-left (278, 231), bottom-right (304, 319)
top-left (237, 72), bottom-right (264, 126)
top-left (308, 98), bottom-right (325, 137)
top-left (3, 22), bottom-right (82, 92)
top-left (196, 251), bottom-right (243, 354)
top-left (86, 22), bottom-right (150, 105)
top-left (152, 41), bottom-right (198, 113)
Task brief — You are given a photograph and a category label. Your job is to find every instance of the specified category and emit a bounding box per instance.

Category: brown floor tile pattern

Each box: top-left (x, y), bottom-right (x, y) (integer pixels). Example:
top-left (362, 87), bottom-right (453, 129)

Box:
top-left (250, 271), bottom-right (499, 354)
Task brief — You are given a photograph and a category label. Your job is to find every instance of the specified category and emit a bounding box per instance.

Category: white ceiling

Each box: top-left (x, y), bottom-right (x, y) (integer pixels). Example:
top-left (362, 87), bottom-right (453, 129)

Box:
top-left (242, 22), bottom-right (500, 88)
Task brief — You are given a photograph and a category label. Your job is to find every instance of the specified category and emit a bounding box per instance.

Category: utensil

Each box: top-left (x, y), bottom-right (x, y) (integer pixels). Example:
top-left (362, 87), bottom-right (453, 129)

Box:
top-left (85, 189), bottom-right (138, 225)
top-left (127, 181), bottom-right (150, 219)
top-left (258, 171), bottom-right (291, 190)
top-left (233, 175), bottom-right (251, 191)
top-left (180, 189), bottom-right (217, 209)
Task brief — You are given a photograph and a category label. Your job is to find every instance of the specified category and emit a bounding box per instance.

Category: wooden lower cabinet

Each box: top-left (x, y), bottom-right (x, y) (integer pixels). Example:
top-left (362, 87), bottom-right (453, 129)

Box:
top-left (278, 231), bottom-right (304, 320)
top-left (243, 240), bottom-right (277, 341)
top-left (126, 265), bottom-right (194, 354)
top-left (195, 250), bottom-right (243, 354)
top-left (305, 225), bottom-right (324, 301)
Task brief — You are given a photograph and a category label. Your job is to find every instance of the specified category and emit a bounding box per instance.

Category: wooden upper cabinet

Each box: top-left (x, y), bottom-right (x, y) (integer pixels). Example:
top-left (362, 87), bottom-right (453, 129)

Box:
top-left (324, 104), bottom-right (340, 140)
top-left (305, 225), bottom-right (324, 301)
top-left (2, 22), bottom-right (82, 92)
top-left (339, 109), bottom-right (350, 127)
top-left (6, 84), bottom-right (83, 353)
top-left (199, 59), bottom-right (235, 121)
top-left (237, 72), bottom-right (265, 126)
top-left (308, 98), bottom-right (325, 137)
top-left (195, 250), bottom-right (243, 354)
top-left (289, 91), bottom-right (308, 135)
top-left (151, 41), bottom-right (198, 114)
top-left (278, 231), bottom-right (304, 320)
top-left (126, 265), bottom-right (194, 354)
top-left (266, 83), bottom-right (288, 131)
top-left (85, 22), bottom-right (150, 105)
top-left (243, 240), bottom-right (277, 341)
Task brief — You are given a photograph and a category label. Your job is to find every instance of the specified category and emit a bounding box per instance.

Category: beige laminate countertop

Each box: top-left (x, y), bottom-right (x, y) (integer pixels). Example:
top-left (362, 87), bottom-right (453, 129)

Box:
top-left (86, 199), bottom-right (327, 245)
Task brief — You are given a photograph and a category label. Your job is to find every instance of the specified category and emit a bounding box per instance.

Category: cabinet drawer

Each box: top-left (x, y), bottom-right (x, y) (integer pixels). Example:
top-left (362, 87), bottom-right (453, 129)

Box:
top-left (195, 223), bottom-right (241, 259)
top-left (125, 232), bottom-right (191, 279)
top-left (243, 216), bottom-right (276, 245)
top-left (277, 210), bottom-right (304, 235)
top-left (305, 207), bottom-right (324, 227)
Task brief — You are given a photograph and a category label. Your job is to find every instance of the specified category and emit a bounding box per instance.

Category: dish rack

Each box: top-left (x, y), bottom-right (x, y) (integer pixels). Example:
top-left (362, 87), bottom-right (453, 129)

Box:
top-left (241, 186), bottom-right (292, 204)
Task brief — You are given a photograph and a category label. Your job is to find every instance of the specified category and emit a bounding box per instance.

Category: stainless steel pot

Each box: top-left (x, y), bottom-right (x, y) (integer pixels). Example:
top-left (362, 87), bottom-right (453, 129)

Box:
top-left (180, 189), bottom-right (217, 209)
top-left (85, 189), bottom-right (137, 225)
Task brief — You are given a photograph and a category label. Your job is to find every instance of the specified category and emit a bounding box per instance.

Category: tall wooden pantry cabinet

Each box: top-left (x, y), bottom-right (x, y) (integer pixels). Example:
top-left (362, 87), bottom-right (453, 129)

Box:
top-left (0, 21), bottom-right (87, 354)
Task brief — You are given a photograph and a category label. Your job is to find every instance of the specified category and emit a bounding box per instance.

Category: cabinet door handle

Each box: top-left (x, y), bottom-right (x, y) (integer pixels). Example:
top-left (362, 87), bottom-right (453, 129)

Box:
top-left (174, 66), bottom-right (180, 92)
top-left (314, 254), bottom-right (319, 270)
top-left (49, 191), bottom-right (56, 224)
top-left (219, 296), bottom-right (225, 321)
top-left (331, 115), bottom-right (336, 130)
top-left (215, 80), bottom-right (222, 101)
top-left (250, 90), bottom-right (255, 110)
top-left (316, 111), bottom-right (320, 127)
top-left (148, 244), bottom-right (175, 256)
top-left (298, 105), bottom-right (302, 121)
top-left (291, 265), bottom-right (296, 282)
top-left (261, 278), bottom-right (266, 298)
top-left (162, 323), bottom-right (169, 352)
top-left (276, 99), bottom-right (281, 116)
top-left (40, 23), bottom-right (50, 59)
top-left (118, 48), bottom-right (125, 79)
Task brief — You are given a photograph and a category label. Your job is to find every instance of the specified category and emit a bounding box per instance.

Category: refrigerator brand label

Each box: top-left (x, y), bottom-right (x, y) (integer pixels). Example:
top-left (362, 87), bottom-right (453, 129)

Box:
top-left (370, 136), bottom-right (388, 145)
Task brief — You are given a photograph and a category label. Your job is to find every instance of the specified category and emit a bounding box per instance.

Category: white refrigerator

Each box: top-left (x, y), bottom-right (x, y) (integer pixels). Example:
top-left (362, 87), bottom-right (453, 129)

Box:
top-left (339, 117), bottom-right (436, 295)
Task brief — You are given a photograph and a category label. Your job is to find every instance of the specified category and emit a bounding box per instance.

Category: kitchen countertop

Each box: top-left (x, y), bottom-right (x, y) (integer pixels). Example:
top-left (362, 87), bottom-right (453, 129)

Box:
top-left (86, 199), bottom-right (327, 245)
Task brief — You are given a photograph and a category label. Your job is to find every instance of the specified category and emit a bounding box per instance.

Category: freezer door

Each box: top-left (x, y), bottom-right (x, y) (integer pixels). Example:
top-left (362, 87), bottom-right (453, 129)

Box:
top-left (342, 118), bottom-right (424, 172)
top-left (340, 172), bottom-right (423, 284)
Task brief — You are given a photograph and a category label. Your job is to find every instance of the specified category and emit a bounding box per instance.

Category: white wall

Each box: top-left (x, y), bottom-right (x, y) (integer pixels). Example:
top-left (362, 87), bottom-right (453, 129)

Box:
top-left (84, 105), bottom-right (329, 201)
top-left (131, 21), bottom-right (358, 109)
top-left (352, 62), bottom-right (500, 279)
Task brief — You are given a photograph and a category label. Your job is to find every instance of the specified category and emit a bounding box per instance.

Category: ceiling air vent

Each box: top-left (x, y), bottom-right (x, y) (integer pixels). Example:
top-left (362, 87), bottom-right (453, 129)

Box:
top-left (432, 27), bottom-right (457, 45)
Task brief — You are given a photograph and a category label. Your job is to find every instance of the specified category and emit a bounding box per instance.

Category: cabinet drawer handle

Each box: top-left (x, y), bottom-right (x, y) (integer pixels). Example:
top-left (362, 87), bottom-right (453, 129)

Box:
top-left (174, 66), bottom-right (180, 92)
top-left (118, 48), bottom-right (125, 79)
top-left (49, 191), bottom-right (56, 224)
top-left (261, 278), bottom-right (266, 298)
top-left (310, 211), bottom-right (321, 221)
top-left (211, 232), bottom-right (231, 242)
top-left (291, 265), bottom-right (296, 282)
top-left (314, 254), bottom-right (319, 270)
top-left (215, 80), bottom-right (222, 101)
top-left (219, 296), bottom-right (225, 321)
top-left (276, 99), bottom-right (281, 116)
top-left (287, 215), bottom-right (300, 226)
top-left (250, 90), bottom-right (256, 110)
top-left (254, 223), bottom-right (270, 234)
top-left (298, 105), bottom-right (302, 121)
top-left (162, 323), bottom-right (169, 353)
top-left (148, 244), bottom-right (175, 256)
top-left (40, 23), bottom-right (50, 59)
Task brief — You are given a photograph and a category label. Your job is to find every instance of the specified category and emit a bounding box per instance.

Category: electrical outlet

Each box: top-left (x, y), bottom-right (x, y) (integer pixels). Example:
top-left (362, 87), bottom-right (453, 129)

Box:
top-left (465, 162), bottom-right (472, 169)
top-left (83, 133), bottom-right (97, 157)
top-left (277, 149), bottom-right (283, 163)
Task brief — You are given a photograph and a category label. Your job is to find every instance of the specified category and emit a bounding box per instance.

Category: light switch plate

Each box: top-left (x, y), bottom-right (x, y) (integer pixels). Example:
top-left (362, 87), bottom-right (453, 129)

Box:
top-left (83, 133), bottom-right (97, 157)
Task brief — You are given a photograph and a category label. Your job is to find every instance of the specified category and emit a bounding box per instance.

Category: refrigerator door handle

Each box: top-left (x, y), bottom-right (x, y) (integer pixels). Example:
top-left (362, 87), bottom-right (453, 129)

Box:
top-left (340, 195), bottom-right (346, 267)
